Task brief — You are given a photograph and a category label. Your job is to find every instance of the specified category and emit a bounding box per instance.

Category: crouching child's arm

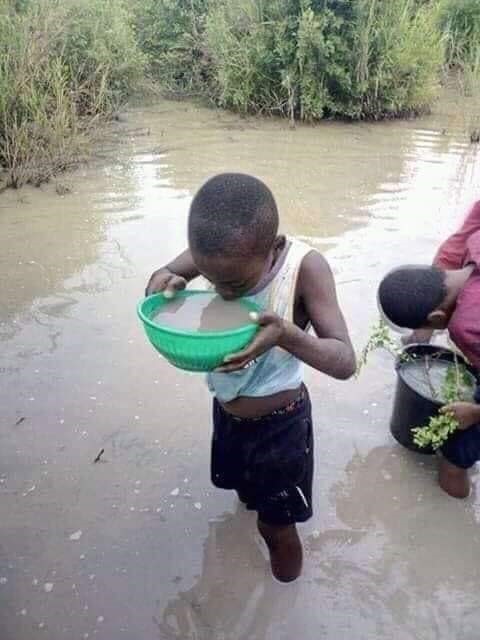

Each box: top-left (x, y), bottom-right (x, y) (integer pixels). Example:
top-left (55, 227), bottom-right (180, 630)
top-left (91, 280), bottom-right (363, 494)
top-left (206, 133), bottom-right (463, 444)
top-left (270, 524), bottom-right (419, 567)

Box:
top-left (440, 402), bottom-right (480, 430)
top-left (217, 252), bottom-right (356, 379)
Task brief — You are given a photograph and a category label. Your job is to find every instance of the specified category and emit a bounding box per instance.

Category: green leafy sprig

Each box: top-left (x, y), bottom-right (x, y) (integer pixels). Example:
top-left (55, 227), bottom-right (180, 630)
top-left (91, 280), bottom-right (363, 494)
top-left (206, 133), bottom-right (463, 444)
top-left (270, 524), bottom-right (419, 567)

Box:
top-left (358, 321), bottom-right (474, 450)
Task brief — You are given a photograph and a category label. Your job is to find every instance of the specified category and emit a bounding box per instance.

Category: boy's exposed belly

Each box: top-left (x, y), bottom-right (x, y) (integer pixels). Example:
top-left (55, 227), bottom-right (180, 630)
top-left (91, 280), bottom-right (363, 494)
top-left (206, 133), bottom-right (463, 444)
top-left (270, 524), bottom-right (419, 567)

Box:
top-left (221, 386), bottom-right (302, 419)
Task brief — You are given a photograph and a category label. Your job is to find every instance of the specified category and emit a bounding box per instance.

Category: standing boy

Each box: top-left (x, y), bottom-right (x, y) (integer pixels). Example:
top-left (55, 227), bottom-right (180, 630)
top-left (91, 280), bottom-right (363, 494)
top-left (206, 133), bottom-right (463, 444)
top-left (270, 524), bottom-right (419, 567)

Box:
top-left (146, 173), bottom-right (356, 582)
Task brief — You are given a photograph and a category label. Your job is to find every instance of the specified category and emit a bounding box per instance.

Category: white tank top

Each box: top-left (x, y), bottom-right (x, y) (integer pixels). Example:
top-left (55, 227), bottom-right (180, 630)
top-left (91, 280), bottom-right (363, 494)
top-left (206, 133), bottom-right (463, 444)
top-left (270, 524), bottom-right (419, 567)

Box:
top-left (207, 238), bottom-right (313, 402)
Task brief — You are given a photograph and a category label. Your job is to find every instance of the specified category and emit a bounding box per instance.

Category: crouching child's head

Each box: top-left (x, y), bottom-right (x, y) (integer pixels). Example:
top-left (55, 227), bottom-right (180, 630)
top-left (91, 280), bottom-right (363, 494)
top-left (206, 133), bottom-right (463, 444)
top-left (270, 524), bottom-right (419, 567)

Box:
top-left (378, 266), bottom-right (450, 331)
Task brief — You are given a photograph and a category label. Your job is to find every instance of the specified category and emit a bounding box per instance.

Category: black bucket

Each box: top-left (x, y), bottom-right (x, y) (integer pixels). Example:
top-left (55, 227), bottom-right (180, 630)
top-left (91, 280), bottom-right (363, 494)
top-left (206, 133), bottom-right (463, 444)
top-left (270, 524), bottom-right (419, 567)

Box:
top-left (390, 344), bottom-right (477, 454)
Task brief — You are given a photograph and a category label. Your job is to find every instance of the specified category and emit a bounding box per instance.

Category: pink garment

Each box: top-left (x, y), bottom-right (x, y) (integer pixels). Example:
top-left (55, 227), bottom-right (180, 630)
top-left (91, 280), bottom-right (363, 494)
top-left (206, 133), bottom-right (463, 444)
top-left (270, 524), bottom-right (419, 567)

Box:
top-left (448, 229), bottom-right (480, 370)
top-left (434, 201), bottom-right (480, 269)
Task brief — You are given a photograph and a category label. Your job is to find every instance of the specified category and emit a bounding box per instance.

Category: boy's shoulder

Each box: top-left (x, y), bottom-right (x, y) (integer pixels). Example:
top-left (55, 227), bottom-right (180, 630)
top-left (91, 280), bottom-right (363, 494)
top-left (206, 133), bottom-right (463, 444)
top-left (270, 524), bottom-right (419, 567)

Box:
top-left (297, 249), bottom-right (333, 293)
top-left (287, 237), bottom-right (331, 279)
top-left (293, 247), bottom-right (337, 316)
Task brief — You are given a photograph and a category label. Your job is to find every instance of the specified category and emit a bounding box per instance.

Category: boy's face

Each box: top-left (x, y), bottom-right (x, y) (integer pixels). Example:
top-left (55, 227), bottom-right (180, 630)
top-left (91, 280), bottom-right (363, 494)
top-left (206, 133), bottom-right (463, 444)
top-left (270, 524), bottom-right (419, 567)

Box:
top-left (191, 251), bottom-right (268, 300)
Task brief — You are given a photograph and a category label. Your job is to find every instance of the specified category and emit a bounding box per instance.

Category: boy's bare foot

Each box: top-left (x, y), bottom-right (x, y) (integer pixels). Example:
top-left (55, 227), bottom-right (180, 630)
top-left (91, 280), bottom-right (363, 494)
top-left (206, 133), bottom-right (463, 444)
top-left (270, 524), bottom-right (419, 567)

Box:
top-left (438, 458), bottom-right (470, 499)
top-left (257, 520), bottom-right (302, 582)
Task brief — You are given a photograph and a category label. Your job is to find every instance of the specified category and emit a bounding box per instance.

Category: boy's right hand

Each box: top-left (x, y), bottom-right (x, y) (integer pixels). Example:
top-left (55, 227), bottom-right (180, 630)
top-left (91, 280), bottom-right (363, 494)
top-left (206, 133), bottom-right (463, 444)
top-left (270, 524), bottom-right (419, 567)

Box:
top-left (145, 268), bottom-right (187, 298)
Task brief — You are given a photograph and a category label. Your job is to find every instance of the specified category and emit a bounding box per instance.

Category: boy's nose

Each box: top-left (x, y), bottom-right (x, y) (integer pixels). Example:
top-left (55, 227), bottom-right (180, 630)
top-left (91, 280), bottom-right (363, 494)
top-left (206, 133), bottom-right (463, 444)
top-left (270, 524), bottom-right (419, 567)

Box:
top-left (216, 287), bottom-right (237, 300)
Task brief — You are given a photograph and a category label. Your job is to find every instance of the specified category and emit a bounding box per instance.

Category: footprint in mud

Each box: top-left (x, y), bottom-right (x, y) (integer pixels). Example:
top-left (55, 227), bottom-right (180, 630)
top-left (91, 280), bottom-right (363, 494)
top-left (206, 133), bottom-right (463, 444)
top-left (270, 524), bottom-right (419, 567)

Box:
top-left (121, 214), bottom-right (144, 222)
top-left (306, 528), bottom-right (367, 554)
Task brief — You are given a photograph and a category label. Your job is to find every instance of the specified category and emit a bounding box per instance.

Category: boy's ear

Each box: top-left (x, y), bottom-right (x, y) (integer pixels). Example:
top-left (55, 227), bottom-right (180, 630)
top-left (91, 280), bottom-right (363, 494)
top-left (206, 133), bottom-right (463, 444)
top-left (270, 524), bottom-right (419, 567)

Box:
top-left (426, 309), bottom-right (448, 330)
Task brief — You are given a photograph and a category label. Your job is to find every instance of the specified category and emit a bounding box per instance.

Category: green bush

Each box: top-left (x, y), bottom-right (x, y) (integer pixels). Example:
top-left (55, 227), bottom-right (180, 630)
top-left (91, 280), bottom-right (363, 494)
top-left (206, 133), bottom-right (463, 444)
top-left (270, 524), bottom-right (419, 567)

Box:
top-left (130, 0), bottom-right (469, 121)
top-left (0, 0), bottom-right (144, 188)
top-left (2, 0), bottom-right (474, 189)
top-left (440, 0), bottom-right (480, 96)
top-left (60, 0), bottom-right (145, 115)
top-left (205, 1), bottom-right (291, 115)
top-left (133, 0), bottom-right (209, 93)
top-left (440, 0), bottom-right (480, 67)
top-left (204, 0), bottom-right (443, 120)
top-left (351, 0), bottom-right (443, 118)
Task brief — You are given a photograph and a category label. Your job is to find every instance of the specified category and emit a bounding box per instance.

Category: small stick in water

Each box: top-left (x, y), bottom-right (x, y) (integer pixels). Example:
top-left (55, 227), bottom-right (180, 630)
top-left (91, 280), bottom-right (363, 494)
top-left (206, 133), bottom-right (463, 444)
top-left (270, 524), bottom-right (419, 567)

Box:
top-left (93, 448), bottom-right (105, 464)
top-left (14, 417), bottom-right (26, 426)
top-left (453, 351), bottom-right (462, 398)
top-left (423, 355), bottom-right (438, 400)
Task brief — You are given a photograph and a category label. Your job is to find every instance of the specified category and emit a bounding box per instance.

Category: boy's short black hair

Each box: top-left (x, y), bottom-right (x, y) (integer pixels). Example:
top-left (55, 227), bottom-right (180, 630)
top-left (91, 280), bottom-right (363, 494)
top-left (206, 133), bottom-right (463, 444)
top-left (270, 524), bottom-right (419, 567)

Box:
top-left (188, 173), bottom-right (279, 257)
top-left (378, 266), bottom-right (447, 329)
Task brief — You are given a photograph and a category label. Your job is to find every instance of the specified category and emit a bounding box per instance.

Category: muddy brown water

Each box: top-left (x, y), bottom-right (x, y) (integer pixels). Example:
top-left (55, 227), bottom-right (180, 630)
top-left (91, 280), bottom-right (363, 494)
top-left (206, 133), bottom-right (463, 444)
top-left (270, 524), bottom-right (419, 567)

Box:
top-left (1, 83), bottom-right (480, 639)
top-left (152, 294), bottom-right (252, 332)
top-left (401, 358), bottom-right (476, 404)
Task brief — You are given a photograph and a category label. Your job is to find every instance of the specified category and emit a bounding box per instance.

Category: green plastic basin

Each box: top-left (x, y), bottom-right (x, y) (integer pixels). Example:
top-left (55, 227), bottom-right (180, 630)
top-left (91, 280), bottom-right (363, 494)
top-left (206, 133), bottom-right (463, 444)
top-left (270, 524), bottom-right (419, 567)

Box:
top-left (137, 291), bottom-right (260, 372)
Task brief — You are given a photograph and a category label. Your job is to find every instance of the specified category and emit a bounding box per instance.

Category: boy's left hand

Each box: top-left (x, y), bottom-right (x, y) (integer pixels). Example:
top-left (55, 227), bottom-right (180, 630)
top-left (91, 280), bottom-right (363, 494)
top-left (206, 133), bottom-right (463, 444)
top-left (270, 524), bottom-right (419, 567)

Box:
top-left (440, 402), bottom-right (480, 430)
top-left (215, 312), bottom-right (285, 373)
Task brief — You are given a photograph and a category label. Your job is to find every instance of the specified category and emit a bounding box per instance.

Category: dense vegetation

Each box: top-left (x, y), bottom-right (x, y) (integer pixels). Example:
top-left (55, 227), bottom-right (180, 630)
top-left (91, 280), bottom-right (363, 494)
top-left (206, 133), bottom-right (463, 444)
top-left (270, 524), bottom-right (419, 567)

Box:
top-left (440, 0), bottom-right (480, 94)
top-left (134, 0), bottom-right (480, 119)
top-left (1, 0), bottom-right (479, 187)
top-left (134, 0), bottom-right (444, 121)
top-left (0, 0), bottom-right (144, 187)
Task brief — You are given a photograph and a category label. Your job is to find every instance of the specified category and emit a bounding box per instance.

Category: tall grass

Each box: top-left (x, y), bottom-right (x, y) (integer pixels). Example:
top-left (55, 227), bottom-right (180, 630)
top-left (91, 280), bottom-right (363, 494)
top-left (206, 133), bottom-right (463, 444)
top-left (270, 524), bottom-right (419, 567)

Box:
top-left (441, 0), bottom-right (480, 68)
top-left (132, 0), bottom-right (209, 94)
top-left (133, 0), bottom-right (479, 122)
top-left (352, 0), bottom-right (443, 118)
top-left (204, 0), bottom-right (443, 121)
top-left (0, 0), bottom-right (144, 188)
top-left (1, 0), bottom-right (477, 189)
top-left (440, 0), bottom-right (480, 98)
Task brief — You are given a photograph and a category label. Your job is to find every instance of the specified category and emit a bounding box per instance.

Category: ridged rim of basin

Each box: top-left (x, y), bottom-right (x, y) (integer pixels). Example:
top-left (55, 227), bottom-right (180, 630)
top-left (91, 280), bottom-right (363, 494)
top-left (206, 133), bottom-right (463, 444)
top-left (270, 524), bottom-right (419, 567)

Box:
top-left (137, 290), bottom-right (260, 339)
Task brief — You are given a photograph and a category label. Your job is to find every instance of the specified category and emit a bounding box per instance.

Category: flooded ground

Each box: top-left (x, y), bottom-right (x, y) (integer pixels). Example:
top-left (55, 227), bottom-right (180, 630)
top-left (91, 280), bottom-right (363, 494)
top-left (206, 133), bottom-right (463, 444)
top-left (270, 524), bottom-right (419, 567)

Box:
top-left (1, 85), bottom-right (480, 639)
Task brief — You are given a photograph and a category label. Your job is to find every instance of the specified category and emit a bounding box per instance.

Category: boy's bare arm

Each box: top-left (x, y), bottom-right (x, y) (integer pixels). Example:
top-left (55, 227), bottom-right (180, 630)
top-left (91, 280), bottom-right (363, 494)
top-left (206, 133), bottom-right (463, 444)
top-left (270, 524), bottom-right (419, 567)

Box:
top-left (145, 249), bottom-right (200, 296)
top-left (217, 251), bottom-right (356, 379)
top-left (282, 251), bottom-right (356, 379)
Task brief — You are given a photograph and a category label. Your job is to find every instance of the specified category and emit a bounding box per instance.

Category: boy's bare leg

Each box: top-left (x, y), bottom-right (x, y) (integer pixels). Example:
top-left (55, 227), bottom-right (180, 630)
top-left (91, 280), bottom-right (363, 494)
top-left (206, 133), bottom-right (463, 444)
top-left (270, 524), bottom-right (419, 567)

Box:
top-left (438, 458), bottom-right (470, 499)
top-left (257, 519), bottom-right (302, 583)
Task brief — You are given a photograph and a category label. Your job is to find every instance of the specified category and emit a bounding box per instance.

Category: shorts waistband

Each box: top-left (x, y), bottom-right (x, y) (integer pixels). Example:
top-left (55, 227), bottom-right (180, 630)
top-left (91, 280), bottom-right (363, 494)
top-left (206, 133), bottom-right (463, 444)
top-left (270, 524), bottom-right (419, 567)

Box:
top-left (227, 387), bottom-right (307, 424)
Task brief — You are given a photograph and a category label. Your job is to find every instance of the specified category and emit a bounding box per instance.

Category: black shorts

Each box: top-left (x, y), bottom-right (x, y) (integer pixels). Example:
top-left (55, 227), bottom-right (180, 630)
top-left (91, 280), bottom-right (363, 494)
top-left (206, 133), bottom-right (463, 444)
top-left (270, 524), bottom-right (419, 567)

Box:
top-left (211, 388), bottom-right (314, 526)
